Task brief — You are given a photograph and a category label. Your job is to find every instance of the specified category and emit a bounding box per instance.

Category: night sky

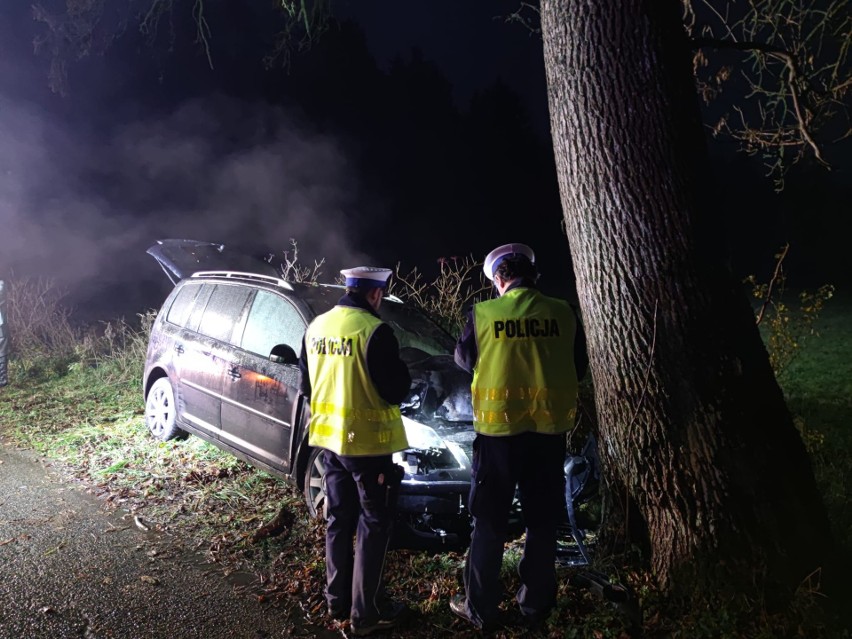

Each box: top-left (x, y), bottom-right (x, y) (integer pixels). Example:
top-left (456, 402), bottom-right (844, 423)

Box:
top-left (0, 1), bottom-right (848, 321)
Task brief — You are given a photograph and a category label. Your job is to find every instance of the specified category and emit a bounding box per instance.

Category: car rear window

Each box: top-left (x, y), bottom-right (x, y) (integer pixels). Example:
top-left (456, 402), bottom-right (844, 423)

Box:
top-left (196, 284), bottom-right (251, 342)
top-left (239, 290), bottom-right (306, 358)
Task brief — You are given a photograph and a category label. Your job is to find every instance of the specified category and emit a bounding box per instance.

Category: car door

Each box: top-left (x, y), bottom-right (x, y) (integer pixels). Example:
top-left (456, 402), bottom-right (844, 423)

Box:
top-left (220, 289), bottom-right (307, 474)
top-left (176, 282), bottom-right (252, 437)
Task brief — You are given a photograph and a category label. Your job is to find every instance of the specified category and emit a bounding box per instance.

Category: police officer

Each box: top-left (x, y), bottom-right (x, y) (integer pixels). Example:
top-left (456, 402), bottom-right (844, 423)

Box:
top-left (299, 266), bottom-right (411, 637)
top-left (450, 243), bottom-right (586, 630)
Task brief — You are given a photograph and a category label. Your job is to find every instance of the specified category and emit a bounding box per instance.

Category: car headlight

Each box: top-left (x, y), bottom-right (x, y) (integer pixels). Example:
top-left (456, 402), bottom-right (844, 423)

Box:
top-left (444, 441), bottom-right (469, 470)
top-left (401, 415), bottom-right (446, 449)
top-left (395, 416), bottom-right (470, 473)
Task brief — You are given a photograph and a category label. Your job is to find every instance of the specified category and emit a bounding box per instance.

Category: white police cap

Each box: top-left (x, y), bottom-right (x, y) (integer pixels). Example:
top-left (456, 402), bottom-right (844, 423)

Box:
top-left (483, 243), bottom-right (535, 281)
top-left (341, 266), bottom-right (393, 289)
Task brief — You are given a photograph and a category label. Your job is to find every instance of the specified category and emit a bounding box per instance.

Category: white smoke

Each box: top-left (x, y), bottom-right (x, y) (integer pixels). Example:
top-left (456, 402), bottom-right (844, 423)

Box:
top-left (0, 94), bottom-right (371, 317)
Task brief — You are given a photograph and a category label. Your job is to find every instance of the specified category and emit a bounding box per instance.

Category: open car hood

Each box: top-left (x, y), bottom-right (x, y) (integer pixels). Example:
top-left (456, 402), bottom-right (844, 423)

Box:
top-left (147, 239), bottom-right (282, 285)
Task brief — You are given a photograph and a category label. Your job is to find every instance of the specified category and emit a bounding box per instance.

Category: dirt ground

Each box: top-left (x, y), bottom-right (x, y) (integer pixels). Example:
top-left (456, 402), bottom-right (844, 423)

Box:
top-left (0, 444), bottom-right (340, 639)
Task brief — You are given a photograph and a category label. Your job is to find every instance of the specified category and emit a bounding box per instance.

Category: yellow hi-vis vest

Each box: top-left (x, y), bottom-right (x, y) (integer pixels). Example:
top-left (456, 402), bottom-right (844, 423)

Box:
top-left (472, 288), bottom-right (578, 436)
top-left (305, 306), bottom-right (407, 456)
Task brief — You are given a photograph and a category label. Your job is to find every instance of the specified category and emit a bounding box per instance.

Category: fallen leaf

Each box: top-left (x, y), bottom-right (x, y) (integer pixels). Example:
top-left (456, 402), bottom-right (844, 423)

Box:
top-left (140, 575), bottom-right (159, 585)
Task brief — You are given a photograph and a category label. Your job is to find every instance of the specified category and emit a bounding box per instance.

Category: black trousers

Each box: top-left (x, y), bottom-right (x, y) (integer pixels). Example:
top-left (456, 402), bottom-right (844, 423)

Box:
top-left (462, 431), bottom-right (566, 625)
top-left (322, 450), bottom-right (401, 624)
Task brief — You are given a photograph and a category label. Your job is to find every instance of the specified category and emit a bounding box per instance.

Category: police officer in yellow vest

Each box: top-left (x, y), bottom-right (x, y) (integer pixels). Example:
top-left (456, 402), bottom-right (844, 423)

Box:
top-left (449, 243), bottom-right (586, 631)
top-left (298, 266), bottom-right (411, 637)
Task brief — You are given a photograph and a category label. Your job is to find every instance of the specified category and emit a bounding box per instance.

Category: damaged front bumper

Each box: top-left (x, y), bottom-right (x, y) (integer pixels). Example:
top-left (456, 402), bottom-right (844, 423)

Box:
top-left (390, 422), bottom-right (473, 549)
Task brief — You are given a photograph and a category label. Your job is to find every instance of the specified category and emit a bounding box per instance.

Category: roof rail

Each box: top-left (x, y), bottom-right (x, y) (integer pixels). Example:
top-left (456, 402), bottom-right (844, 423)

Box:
top-left (191, 271), bottom-right (294, 291)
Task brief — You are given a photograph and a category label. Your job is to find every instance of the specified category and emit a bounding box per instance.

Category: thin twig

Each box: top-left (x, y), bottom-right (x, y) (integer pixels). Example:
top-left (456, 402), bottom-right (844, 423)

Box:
top-left (755, 243), bottom-right (790, 326)
top-left (193, 0), bottom-right (213, 68)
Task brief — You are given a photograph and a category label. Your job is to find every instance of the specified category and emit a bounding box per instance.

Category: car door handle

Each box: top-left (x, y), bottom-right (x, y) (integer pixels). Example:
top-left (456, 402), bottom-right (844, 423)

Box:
top-left (174, 344), bottom-right (184, 355)
top-left (228, 366), bottom-right (241, 380)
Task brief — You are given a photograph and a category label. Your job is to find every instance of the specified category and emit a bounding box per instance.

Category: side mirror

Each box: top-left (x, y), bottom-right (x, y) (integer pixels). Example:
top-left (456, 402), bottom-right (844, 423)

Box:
top-left (269, 344), bottom-right (298, 365)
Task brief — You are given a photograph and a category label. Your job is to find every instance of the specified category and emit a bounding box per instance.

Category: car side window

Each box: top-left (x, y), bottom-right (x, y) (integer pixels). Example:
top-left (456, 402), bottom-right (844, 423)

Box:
top-left (166, 282), bottom-right (203, 327)
top-left (196, 284), bottom-right (252, 343)
top-left (239, 290), bottom-right (306, 358)
top-left (185, 284), bottom-right (214, 332)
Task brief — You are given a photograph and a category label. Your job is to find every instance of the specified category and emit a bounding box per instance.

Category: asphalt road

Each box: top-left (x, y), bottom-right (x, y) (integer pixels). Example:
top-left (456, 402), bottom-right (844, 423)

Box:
top-left (0, 444), bottom-right (335, 639)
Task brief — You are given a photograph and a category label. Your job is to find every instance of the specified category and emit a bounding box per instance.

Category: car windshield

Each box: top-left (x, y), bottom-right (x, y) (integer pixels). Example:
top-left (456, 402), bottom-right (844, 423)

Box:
top-left (381, 300), bottom-right (456, 356)
top-left (298, 285), bottom-right (455, 357)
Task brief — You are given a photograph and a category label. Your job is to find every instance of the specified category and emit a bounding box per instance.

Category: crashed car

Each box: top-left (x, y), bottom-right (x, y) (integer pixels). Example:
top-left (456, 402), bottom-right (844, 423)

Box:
top-left (142, 239), bottom-right (475, 548)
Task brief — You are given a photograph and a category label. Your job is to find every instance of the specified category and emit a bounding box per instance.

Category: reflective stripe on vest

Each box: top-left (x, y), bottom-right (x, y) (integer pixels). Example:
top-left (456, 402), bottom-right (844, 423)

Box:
top-left (305, 306), bottom-right (407, 456)
top-left (472, 288), bottom-right (578, 436)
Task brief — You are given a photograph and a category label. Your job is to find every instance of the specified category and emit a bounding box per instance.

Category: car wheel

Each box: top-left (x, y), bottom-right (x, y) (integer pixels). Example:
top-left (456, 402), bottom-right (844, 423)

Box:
top-left (145, 377), bottom-right (187, 441)
top-left (304, 446), bottom-right (326, 519)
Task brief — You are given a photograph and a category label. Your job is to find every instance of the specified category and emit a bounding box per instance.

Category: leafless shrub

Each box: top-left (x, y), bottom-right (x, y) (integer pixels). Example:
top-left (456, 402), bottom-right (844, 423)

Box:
top-left (278, 238), bottom-right (325, 284)
top-left (5, 275), bottom-right (80, 370)
top-left (72, 310), bottom-right (158, 383)
top-left (4, 274), bottom-right (157, 382)
top-left (745, 245), bottom-right (834, 376)
top-left (389, 256), bottom-right (490, 337)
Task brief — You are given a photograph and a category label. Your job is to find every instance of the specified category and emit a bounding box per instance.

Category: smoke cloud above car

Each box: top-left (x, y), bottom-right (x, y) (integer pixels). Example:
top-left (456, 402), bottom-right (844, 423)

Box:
top-left (0, 94), bottom-right (371, 318)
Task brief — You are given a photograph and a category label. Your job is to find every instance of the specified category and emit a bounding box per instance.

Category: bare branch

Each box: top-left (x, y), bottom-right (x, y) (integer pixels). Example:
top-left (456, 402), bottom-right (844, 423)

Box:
top-left (685, 0), bottom-right (850, 183)
top-left (389, 257), bottom-right (489, 336)
top-left (192, 0), bottom-right (213, 68)
top-left (694, 38), bottom-right (828, 165)
top-left (754, 243), bottom-right (790, 327)
top-left (497, 2), bottom-right (541, 36)
top-left (279, 239), bottom-right (325, 284)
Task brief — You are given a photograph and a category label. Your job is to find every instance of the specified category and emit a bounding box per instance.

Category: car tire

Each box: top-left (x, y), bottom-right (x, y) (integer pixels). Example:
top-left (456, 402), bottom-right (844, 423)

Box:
top-left (304, 446), bottom-right (326, 519)
top-left (145, 377), bottom-right (187, 441)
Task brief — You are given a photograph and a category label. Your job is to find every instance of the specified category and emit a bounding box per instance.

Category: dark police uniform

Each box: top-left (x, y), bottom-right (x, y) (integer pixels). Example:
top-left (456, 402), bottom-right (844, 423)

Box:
top-left (299, 287), bottom-right (410, 631)
top-left (454, 279), bottom-right (584, 628)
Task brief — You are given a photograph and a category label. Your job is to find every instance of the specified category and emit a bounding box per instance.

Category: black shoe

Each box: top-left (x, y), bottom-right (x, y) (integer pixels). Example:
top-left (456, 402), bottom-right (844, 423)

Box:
top-left (520, 606), bottom-right (552, 630)
top-left (449, 594), bottom-right (485, 631)
top-left (328, 607), bottom-right (349, 622)
top-left (521, 611), bottom-right (549, 630)
top-left (349, 601), bottom-right (409, 637)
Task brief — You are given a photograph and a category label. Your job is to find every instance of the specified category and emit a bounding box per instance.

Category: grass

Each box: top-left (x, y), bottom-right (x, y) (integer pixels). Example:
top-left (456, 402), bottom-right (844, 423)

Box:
top-left (0, 290), bottom-right (850, 638)
top-left (774, 291), bottom-right (852, 555)
top-left (0, 359), bottom-right (299, 551)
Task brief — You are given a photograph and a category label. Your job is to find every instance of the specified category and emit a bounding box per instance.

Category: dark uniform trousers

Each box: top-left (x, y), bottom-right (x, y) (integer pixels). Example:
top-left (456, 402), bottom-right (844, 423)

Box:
top-left (464, 431), bottom-right (567, 626)
top-left (323, 450), bottom-right (401, 623)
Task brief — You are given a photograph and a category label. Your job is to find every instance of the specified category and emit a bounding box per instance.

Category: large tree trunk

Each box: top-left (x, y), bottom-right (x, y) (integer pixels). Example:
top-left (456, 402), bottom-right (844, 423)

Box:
top-left (540, 0), bottom-right (832, 595)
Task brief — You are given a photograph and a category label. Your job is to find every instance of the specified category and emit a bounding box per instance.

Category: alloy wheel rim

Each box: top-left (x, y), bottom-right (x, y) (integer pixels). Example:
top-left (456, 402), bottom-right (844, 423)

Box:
top-left (146, 385), bottom-right (172, 437)
top-left (307, 453), bottom-right (326, 515)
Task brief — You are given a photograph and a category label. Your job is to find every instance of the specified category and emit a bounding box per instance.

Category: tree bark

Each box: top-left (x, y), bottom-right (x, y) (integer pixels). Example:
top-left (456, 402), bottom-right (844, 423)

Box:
top-left (540, 0), bottom-right (832, 595)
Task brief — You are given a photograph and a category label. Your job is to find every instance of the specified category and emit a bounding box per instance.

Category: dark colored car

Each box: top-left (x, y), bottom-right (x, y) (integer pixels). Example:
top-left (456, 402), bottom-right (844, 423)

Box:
top-left (142, 240), bottom-right (475, 548)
